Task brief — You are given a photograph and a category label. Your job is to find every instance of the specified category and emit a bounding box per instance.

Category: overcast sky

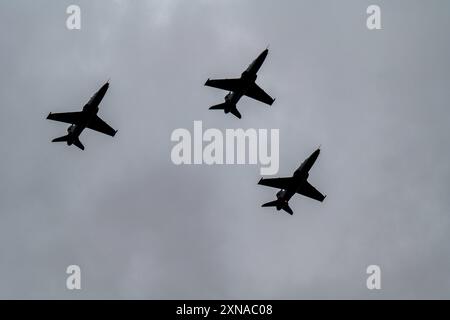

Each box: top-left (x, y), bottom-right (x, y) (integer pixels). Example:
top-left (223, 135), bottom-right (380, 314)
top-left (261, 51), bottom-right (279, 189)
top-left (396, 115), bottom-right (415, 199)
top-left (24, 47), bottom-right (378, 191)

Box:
top-left (0, 0), bottom-right (450, 299)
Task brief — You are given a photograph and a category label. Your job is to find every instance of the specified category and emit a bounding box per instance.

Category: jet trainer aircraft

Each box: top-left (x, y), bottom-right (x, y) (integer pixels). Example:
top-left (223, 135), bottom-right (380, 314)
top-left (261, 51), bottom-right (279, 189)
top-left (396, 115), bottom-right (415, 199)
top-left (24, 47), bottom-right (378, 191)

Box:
top-left (258, 148), bottom-right (326, 215)
top-left (46, 81), bottom-right (117, 150)
top-left (205, 48), bottom-right (275, 119)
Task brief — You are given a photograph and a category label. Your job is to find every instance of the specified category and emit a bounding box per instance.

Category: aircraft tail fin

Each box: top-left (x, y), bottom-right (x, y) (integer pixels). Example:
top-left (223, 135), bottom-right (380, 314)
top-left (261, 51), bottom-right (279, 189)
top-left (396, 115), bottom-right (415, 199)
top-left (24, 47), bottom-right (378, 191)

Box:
top-left (52, 135), bottom-right (69, 143)
top-left (262, 199), bottom-right (293, 215)
top-left (209, 103), bottom-right (242, 119)
top-left (73, 138), bottom-right (85, 151)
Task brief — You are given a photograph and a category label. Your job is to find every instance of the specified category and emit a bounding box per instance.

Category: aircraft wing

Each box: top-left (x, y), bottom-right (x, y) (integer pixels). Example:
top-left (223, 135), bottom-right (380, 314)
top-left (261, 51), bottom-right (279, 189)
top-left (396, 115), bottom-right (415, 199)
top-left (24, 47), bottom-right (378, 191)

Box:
top-left (87, 115), bottom-right (117, 137)
top-left (47, 112), bottom-right (83, 125)
top-left (258, 177), bottom-right (292, 189)
top-left (205, 78), bottom-right (242, 92)
top-left (297, 181), bottom-right (326, 202)
top-left (245, 83), bottom-right (275, 105)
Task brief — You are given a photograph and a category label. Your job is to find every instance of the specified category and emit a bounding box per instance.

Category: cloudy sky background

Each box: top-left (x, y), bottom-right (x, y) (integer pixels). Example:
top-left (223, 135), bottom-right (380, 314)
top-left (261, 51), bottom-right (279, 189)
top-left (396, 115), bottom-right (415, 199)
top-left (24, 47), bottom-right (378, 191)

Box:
top-left (0, 0), bottom-right (449, 299)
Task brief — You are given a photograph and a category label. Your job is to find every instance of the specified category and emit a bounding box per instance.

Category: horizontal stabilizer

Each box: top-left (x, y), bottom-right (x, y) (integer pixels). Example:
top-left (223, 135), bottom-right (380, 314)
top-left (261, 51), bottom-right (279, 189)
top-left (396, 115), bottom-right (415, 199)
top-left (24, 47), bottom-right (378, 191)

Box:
top-left (230, 108), bottom-right (241, 119)
top-left (262, 199), bottom-right (293, 215)
top-left (209, 103), bottom-right (242, 119)
top-left (52, 135), bottom-right (69, 143)
top-left (262, 200), bottom-right (279, 208)
top-left (73, 138), bottom-right (84, 151)
top-left (282, 204), bottom-right (293, 215)
top-left (209, 103), bottom-right (227, 110)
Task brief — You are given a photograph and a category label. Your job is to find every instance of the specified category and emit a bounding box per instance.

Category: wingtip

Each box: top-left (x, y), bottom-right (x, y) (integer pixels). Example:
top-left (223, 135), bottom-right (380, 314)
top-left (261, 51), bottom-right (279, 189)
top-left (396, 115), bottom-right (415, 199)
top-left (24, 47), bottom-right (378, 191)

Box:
top-left (204, 78), bottom-right (210, 86)
top-left (46, 112), bottom-right (52, 119)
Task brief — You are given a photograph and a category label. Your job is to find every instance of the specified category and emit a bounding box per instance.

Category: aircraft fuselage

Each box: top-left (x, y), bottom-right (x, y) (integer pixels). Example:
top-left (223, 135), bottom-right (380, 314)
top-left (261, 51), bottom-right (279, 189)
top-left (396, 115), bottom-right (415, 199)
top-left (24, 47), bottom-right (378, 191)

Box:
top-left (66, 82), bottom-right (109, 145)
top-left (223, 49), bottom-right (268, 111)
top-left (276, 149), bottom-right (320, 207)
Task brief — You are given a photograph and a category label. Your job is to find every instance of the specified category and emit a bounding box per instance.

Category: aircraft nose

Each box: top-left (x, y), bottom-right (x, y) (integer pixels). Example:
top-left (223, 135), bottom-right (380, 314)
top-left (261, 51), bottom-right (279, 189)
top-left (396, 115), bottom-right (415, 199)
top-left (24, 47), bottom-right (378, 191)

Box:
top-left (308, 148), bottom-right (320, 161)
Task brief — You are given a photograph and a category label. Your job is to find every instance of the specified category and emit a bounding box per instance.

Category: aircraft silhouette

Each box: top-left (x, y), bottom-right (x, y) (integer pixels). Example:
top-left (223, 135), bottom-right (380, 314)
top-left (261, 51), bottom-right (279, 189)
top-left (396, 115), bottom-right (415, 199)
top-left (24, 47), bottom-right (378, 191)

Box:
top-left (258, 148), bottom-right (326, 215)
top-left (47, 81), bottom-right (117, 150)
top-left (205, 48), bottom-right (275, 119)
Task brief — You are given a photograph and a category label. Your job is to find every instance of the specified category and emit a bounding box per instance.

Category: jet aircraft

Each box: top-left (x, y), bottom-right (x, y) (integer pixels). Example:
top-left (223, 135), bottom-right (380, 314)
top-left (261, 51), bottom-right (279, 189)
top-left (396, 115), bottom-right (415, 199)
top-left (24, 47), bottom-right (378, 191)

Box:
top-left (46, 81), bottom-right (117, 150)
top-left (205, 48), bottom-right (275, 119)
top-left (258, 148), bottom-right (326, 215)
